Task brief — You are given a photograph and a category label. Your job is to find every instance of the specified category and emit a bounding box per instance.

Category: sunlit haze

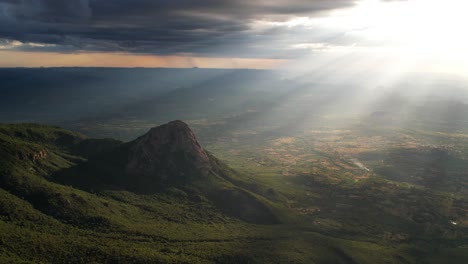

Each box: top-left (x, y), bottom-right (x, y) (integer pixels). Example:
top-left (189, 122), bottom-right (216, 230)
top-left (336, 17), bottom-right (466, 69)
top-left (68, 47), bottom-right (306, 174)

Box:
top-left (302, 0), bottom-right (468, 74)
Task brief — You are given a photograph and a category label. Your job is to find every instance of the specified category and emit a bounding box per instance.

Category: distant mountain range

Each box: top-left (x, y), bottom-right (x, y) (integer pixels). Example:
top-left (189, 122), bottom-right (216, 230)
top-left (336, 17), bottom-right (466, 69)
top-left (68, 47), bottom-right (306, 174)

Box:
top-left (2, 68), bottom-right (468, 141)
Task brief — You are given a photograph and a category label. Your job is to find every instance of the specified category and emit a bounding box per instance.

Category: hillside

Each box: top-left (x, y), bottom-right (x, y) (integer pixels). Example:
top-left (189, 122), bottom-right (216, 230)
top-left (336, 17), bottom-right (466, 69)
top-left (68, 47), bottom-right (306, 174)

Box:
top-left (54, 120), bottom-right (279, 224)
top-left (0, 122), bottom-right (467, 263)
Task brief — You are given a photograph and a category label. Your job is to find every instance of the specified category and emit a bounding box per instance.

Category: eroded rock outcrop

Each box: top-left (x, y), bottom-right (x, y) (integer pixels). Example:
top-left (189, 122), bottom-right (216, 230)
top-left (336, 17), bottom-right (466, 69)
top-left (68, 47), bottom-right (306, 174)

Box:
top-left (126, 120), bottom-right (211, 183)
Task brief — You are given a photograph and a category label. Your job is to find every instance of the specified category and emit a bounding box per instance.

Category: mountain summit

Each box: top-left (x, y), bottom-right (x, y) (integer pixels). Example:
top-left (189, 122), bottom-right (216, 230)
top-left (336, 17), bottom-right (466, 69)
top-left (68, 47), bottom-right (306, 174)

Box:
top-left (126, 120), bottom-right (211, 183)
top-left (57, 120), bottom-right (216, 191)
top-left (53, 121), bottom-right (279, 224)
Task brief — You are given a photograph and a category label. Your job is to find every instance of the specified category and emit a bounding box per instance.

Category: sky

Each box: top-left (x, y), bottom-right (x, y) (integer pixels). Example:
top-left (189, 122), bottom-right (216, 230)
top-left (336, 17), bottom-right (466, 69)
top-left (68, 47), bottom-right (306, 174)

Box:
top-left (0, 0), bottom-right (467, 73)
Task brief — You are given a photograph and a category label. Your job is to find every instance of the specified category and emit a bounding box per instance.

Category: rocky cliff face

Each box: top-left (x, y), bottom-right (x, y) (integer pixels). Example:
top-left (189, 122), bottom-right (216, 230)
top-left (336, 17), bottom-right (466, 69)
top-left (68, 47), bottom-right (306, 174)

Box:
top-left (17, 149), bottom-right (48, 162)
top-left (126, 120), bottom-right (212, 183)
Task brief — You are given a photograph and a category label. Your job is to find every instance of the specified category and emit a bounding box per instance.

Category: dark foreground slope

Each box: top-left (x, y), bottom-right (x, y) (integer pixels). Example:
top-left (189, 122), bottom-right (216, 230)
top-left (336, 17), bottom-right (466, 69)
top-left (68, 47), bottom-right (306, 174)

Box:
top-left (0, 122), bottom-right (467, 263)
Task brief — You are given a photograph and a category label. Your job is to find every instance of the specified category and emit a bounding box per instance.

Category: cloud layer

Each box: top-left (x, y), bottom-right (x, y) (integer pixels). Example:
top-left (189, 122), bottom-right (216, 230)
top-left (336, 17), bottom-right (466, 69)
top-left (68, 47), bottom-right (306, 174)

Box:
top-left (0, 0), bottom-right (356, 57)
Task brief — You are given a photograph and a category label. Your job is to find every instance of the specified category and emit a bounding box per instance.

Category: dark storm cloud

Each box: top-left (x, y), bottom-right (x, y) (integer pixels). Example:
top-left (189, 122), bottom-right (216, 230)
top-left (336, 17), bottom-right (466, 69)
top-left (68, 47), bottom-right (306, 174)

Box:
top-left (0, 0), bottom-right (357, 57)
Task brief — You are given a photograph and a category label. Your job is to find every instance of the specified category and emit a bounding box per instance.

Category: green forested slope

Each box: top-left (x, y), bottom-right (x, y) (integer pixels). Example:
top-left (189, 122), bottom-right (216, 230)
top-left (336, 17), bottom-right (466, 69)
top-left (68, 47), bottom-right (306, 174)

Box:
top-left (0, 123), bottom-right (467, 263)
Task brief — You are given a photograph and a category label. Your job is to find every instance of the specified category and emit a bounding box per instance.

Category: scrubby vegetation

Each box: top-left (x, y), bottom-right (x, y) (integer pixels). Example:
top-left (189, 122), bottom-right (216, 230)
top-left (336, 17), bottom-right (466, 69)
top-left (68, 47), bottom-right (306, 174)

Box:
top-left (0, 122), bottom-right (467, 263)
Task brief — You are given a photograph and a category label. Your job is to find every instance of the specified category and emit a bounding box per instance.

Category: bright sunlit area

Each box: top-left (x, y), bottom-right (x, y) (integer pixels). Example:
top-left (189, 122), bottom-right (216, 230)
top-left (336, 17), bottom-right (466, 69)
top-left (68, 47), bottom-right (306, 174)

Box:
top-left (276, 0), bottom-right (468, 77)
top-left (344, 0), bottom-right (468, 72)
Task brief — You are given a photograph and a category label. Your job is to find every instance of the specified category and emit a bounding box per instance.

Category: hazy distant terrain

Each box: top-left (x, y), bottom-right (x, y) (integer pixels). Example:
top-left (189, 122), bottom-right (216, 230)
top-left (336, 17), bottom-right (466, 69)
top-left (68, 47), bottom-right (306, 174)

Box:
top-left (2, 68), bottom-right (468, 140)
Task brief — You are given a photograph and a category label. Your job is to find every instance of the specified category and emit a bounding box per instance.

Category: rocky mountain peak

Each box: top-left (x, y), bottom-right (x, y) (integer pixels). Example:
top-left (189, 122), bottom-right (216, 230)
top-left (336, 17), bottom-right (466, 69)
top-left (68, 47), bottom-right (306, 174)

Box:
top-left (126, 120), bottom-right (211, 183)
